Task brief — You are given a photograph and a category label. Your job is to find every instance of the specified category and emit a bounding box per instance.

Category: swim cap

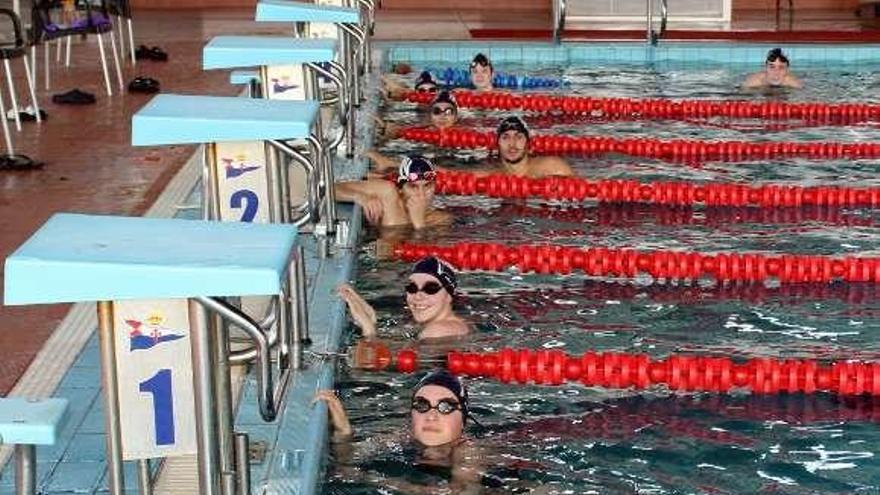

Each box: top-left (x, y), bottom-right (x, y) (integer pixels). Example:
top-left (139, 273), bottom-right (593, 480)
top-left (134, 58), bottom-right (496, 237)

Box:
top-left (411, 256), bottom-right (457, 295)
top-left (413, 369), bottom-right (469, 421)
top-left (496, 115), bottom-right (530, 140)
top-left (397, 155), bottom-right (437, 187)
top-left (414, 71), bottom-right (438, 90)
top-left (470, 53), bottom-right (492, 71)
top-left (766, 47), bottom-right (790, 65)
top-left (431, 90), bottom-right (458, 112)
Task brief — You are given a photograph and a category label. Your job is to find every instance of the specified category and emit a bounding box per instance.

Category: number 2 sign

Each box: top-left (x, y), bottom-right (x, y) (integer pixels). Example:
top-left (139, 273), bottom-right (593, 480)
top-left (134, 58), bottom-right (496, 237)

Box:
top-left (215, 141), bottom-right (271, 224)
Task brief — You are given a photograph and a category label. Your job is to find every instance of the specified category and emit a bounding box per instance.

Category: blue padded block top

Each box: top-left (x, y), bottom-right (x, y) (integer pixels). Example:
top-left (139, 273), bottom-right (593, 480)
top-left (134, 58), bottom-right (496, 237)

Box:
top-left (0, 398), bottom-right (69, 445)
top-left (230, 69), bottom-right (259, 85)
top-left (4, 213), bottom-right (299, 305)
top-left (131, 94), bottom-right (319, 146)
top-left (204, 36), bottom-right (337, 69)
top-left (255, 0), bottom-right (359, 24)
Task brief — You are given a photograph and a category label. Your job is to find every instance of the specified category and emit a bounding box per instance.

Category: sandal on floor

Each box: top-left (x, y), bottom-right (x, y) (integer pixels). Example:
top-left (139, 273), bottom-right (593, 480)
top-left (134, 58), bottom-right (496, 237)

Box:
top-left (52, 89), bottom-right (96, 105)
top-left (128, 76), bottom-right (160, 94)
top-left (135, 45), bottom-right (168, 61)
top-left (0, 154), bottom-right (44, 171)
top-left (6, 106), bottom-right (48, 122)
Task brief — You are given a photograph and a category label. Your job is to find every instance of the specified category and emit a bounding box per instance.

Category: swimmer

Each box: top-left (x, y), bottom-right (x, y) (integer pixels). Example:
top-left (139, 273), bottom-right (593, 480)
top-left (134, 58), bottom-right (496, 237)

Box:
top-left (338, 256), bottom-right (470, 340)
top-left (335, 155), bottom-right (451, 229)
top-left (469, 53), bottom-right (495, 92)
top-left (742, 48), bottom-right (803, 90)
top-left (490, 115), bottom-right (574, 178)
top-left (316, 369), bottom-right (483, 491)
top-left (383, 70), bottom-right (439, 100)
top-left (374, 90), bottom-right (460, 143)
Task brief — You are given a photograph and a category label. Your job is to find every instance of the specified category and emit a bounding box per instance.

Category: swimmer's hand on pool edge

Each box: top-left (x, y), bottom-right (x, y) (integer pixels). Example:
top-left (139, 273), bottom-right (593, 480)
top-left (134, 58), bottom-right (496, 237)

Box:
top-left (313, 390), bottom-right (353, 439)
top-left (338, 283), bottom-right (378, 337)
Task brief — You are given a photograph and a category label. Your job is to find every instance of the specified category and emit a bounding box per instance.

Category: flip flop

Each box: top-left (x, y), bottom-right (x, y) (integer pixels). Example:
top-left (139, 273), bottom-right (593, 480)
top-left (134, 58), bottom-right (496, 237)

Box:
top-left (52, 89), bottom-right (96, 105)
top-left (148, 46), bottom-right (168, 61)
top-left (0, 154), bottom-right (44, 171)
top-left (128, 76), bottom-right (160, 94)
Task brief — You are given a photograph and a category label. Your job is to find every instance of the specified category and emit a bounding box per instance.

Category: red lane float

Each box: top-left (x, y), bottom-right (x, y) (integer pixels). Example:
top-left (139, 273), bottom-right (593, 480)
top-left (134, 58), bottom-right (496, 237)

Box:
top-left (401, 127), bottom-right (880, 162)
top-left (395, 348), bottom-right (880, 396)
top-left (393, 241), bottom-right (880, 284)
top-left (401, 90), bottom-right (880, 123)
top-left (434, 170), bottom-right (880, 209)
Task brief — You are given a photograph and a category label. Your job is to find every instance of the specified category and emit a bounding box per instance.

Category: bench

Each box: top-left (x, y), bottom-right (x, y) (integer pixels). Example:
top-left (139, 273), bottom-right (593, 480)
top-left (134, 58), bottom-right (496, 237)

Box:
top-left (0, 397), bottom-right (69, 495)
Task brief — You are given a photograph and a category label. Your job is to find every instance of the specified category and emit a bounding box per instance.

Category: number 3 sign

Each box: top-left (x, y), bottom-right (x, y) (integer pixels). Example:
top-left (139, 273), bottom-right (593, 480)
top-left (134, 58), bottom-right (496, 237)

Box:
top-left (112, 299), bottom-right (197, 460)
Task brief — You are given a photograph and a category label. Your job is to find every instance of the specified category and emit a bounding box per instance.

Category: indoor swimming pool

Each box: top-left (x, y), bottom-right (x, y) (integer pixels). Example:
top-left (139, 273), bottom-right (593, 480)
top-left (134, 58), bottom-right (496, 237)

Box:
top-left (320, 42), bottom-right (880, 494)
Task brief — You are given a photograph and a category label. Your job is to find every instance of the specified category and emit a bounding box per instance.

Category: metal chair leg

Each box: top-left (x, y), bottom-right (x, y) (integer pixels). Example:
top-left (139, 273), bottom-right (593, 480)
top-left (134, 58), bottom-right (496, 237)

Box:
top-left (96, 32), bottom-right (113, 96)
top-left (4, 59), bottom-right (22, 131)
top-left (116, 16), bottom-right (125, 64)
top-left (22, 56), bottom-right (41, 123)
top-left (109, 31), bottom-right (124, 91)
top-left (43, 43), bottom-right (49, 91)
top-left (65, 36), bottom-right (71, 67)
top-left (0, 81), bottom-right (15, 154)
top-left (55, 38), bottom-right (62, 63)
top-left (127, 18), bottom-right (135, 64)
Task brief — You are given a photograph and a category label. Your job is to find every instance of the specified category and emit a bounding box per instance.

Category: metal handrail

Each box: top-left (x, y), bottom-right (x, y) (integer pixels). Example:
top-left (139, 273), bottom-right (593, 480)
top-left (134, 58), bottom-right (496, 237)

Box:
top-left (648, 0), bottom-right (668, 46)
top-left (197, 296), bottom-right (292, 422)
top-left (552, 0), bottom-right (566, 44)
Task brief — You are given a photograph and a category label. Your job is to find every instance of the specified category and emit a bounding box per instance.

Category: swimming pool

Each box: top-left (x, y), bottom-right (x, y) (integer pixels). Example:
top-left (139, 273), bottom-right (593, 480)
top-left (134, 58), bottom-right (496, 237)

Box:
top-left (322, 42), bottom-right (880, 494)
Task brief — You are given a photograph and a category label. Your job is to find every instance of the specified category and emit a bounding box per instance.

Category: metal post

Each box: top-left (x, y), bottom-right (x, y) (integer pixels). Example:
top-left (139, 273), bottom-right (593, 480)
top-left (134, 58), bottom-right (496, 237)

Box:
top-left (646, 0), bottom-right (654, 44)
top-left (265, 141), bottom-right (286, 224)
top-left (204, 144), bottom-right (221, 221)
top-left (213, 313), bottom-right (237, 495)
top-left (187, 299), bottom-right (221, 495)
top-left (14, 444), bottom-right (35, 495)
top-left (136, 459), bottom-right (152, 495)
top-left (293, 244), bottom-right (310, 354)
top-left (97, 301), bottom-right (125, 495)
top-left (234, 433), bottom-right (251, 495)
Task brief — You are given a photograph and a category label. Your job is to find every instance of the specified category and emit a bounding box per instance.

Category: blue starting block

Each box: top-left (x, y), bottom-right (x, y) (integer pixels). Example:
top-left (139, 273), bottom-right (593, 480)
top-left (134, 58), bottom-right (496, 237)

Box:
top-left (230, 69), bottom-right (259, 86)
top-left (203, 36), bottom-right (337, 69)
top-left (132, 94), bottom-right (324, 227)
top-left (0, 398), bottom-right (69, 495)
top-left (4, 213), bottom-right (304, 493)
top-left (255, 0), bottom-right (359, 24)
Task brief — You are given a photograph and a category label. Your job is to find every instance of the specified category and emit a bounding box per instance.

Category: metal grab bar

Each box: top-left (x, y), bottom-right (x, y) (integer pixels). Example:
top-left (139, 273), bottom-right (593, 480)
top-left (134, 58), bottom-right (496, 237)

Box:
top-left (228, 298), bottom-right (278, 364)
top-left (267, 139), bottom-right (319, 228)
top-left (552, 0), bottom-right (566, 44)
top-left (196, 296), bottom-right (293, 422)
top-left (647, 0), bottom-right (668, 46)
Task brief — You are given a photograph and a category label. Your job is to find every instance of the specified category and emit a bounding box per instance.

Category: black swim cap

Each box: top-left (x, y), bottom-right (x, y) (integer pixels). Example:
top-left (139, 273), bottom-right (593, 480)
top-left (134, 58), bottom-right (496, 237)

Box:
top-left (410, 256), bottom-right (457, 295)
top-left (431, 90), bottom-right (458, 112)
top-left (496, 115), bottom-right (530, 140)
top-left (470, 53), bottom-right (492, 70)
top-left (397, 155), bottom-right (437, 187)
top-left (414, 71), bottom-right (438, 90)
top-left (766, 48), bottom-right (790, 65)
top-left (413, 369), bottom-right (469, 420)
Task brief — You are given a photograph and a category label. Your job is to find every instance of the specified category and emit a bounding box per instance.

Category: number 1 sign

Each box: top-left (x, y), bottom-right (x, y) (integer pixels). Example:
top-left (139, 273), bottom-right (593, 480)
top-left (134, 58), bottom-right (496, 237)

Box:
top-left (112, 299), bottom-right (198, 460)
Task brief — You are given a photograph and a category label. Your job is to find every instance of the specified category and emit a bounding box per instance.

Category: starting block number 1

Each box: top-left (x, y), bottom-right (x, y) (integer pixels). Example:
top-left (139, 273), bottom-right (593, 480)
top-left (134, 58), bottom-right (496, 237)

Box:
top-left (113, 299), bottom-right (198, 460)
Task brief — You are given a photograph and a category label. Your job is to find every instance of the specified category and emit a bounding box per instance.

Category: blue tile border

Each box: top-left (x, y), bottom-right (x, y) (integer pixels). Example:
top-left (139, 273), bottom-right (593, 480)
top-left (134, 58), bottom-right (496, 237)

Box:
top-left (378, 41), bottom-right (880, 66)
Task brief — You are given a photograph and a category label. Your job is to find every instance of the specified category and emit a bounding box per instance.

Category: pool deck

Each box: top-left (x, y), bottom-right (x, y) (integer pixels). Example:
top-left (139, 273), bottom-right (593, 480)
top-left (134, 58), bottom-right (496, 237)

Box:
top-left (0, 4), bottom-right (878, 494)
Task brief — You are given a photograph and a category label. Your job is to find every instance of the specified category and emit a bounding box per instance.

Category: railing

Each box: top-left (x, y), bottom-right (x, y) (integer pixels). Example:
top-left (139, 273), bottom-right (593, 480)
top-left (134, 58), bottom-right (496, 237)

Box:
top-left (552, 0), bottom-right (566, 44)
top-left (647, 0), bottom-right (668, 46)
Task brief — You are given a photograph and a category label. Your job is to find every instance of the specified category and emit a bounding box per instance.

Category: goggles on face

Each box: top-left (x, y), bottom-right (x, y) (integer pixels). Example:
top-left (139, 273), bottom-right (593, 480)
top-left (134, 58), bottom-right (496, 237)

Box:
top-left (432, 106), bottom-right (455, 116)
top-left (417, 85), bottom-right (439, 94)
top-left (411, 396), bottom-right (462, 415)
top-left (402, 170), bottom-right (437, 184)
top-left (405, 280), bottom-right (443, 295)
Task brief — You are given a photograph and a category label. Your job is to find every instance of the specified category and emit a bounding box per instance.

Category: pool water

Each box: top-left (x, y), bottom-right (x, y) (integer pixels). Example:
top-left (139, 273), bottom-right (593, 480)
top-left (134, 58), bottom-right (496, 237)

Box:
top-left (322, 63), bottom-right (880, 494)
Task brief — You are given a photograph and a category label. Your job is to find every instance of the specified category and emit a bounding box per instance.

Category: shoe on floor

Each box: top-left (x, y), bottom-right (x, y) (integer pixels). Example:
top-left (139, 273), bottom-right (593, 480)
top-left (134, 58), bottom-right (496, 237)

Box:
top-left (0, 154), bottom-right (44, 171)
top-left (135, 45), bottom-right (168, 61)
top-left (6, 106), bottom-right (48, 122)
top-left (128, 76), bottom-right (160, 94)
top-left (52, 89), bottom-right (95, 105)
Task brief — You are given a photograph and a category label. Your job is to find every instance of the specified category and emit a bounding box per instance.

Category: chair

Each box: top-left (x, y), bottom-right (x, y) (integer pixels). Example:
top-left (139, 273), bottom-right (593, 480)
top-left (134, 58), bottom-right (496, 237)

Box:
top-left (30, 0), bottom-right (123, 95)
top-left (0, 8), bottom-right (42, 170)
